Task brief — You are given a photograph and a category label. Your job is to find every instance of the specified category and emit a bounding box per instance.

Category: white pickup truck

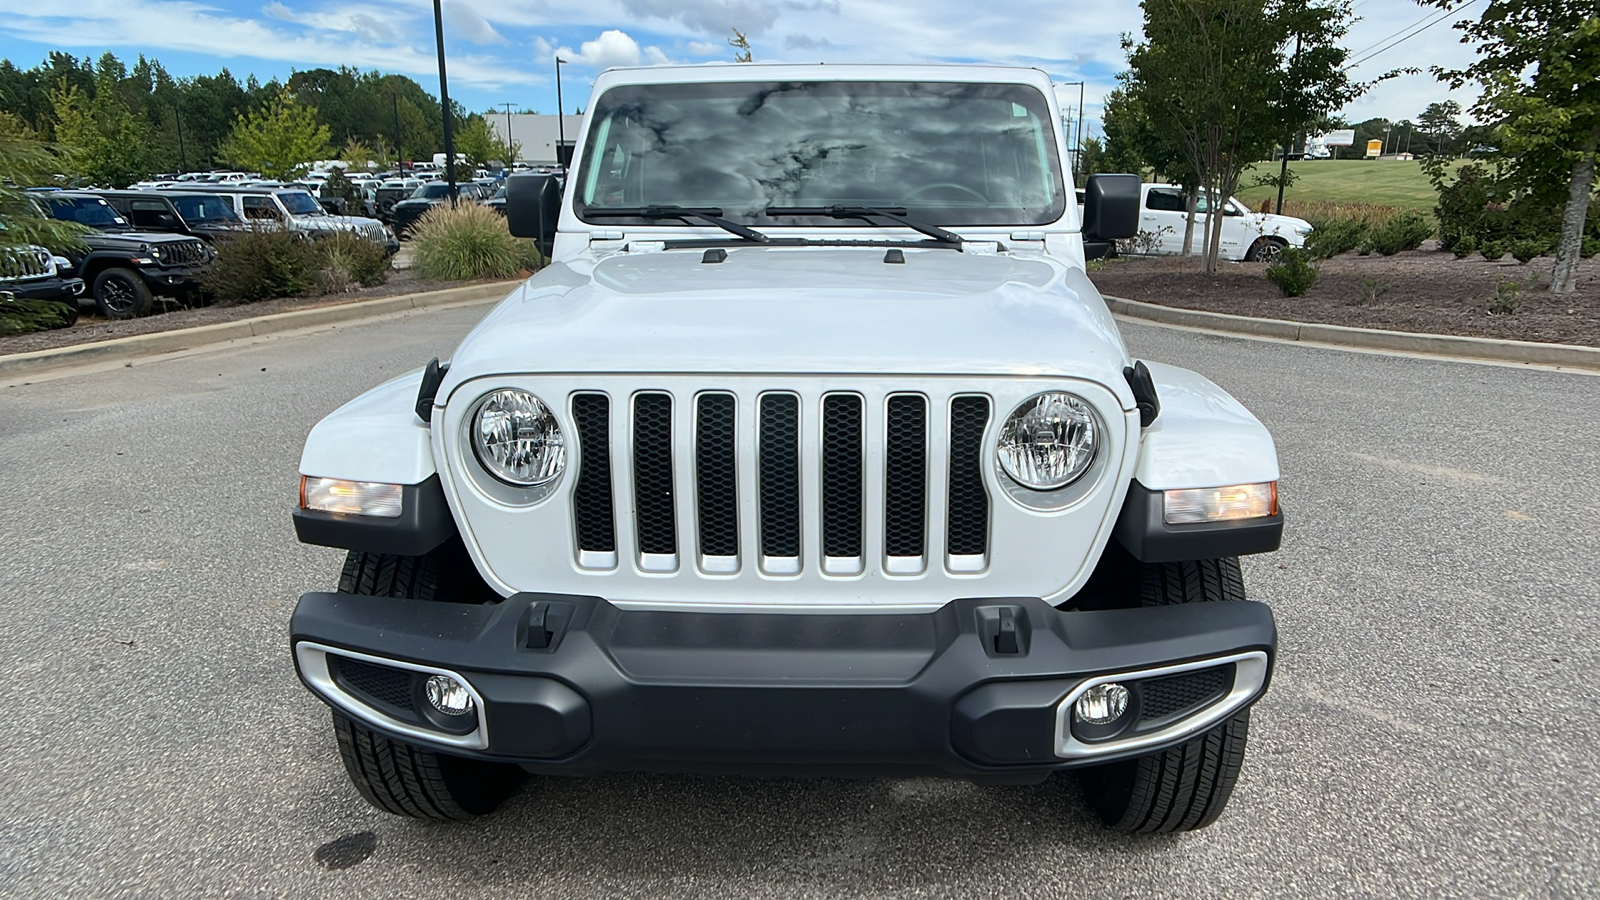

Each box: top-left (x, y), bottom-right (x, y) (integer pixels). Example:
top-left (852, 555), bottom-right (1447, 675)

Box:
top-left (289, 64), bottom-right (1284, 835)
top-left (1084, 182), bottom-right (1313, 261)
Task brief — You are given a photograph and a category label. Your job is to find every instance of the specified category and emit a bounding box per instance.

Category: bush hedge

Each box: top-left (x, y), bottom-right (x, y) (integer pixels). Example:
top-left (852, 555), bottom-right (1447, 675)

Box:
top-left (0, 297), bottom-right (77, 336)
top-left (1265, 246), bottom-right (1319, 297)
top-left (203, 227), bottom-right (390, 302)
top-left (1365, 212), bottom-right (1433, 256)
top-left (410, 203), bottom-right (536, 281)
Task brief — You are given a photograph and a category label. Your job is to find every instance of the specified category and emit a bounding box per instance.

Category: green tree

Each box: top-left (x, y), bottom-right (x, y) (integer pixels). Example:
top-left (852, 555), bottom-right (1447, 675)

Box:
top-left (1122, 0), bottom-right (1369, 272)
top-left (219, 90), bottom-right (331, 179)
top-left (1427, 0), bottom-right (1600, 294)
top-left (1417, 100), bottom-right (1463, 155)
top-left (453, 114), bottom-right (519, 167)
top-left (0, 114), bottom-right (93, 253)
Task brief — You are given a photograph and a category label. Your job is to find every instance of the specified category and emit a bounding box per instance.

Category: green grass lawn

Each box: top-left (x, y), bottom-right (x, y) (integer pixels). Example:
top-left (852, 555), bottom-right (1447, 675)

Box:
top-left (1233, 159), bottom-right (1457, 212)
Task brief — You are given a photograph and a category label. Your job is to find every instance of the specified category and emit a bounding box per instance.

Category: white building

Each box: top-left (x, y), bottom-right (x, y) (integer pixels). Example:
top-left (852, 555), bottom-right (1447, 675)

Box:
top-left (487, 114), bottom-right (585, 165)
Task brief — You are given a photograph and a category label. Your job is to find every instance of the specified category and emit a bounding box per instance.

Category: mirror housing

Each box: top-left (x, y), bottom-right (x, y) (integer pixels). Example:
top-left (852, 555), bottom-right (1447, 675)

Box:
top-left (1082, 174), bottom-right (1141, 243)
top-left (506, 173), bottom-right (564, 260)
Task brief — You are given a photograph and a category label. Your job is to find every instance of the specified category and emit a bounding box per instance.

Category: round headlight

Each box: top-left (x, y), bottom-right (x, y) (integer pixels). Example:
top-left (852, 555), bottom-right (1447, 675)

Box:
top-left (997, 392), bottom-right (1098, 490)
top-left (471, 389), bottom-right (565, 486)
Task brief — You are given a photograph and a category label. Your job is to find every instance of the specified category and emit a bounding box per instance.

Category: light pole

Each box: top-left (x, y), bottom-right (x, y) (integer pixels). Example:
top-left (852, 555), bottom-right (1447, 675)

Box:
top-left (555, 57), bottom-right (568, 169)
top-left (390, 91), bottom-right (402, 171)
top-left (499, 102), bottom-right (515, 167)
top-left (432, 0), bottom-right (457, 205)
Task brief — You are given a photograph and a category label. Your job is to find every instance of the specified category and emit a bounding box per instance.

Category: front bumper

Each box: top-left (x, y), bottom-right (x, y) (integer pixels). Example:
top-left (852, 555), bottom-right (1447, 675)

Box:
top-left (292, 592), bottom-right (1275, 781)
top-left (136, 264), bottom-right (206, 294)
top-left (1, 276), bottom-right (84, 301)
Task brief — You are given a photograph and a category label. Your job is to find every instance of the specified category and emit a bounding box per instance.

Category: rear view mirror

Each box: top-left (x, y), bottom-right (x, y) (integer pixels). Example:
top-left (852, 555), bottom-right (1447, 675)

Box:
top-left (1082, 174), bottom-right (1141, 244)
top-left (506, 174), bottom-right (564, 261)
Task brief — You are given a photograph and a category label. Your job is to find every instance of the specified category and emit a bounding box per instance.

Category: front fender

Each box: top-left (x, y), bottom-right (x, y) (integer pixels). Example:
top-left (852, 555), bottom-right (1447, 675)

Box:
top-left (1114, 362), bottom-right (1282, 562)
top-left (299, 369), bottom-right (436, 484)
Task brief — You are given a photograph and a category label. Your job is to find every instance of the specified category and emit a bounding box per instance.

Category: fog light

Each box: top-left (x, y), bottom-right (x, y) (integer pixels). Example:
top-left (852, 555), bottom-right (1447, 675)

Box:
top-left (424, 675), bottom-right (475, 716)
top-left (1074, 683), bottom-right (1129, 725)
top-left (300, 476), bottom-right (403, 517)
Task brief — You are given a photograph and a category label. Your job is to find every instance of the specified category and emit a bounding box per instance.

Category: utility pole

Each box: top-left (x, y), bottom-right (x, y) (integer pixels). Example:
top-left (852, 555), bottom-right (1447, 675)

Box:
top-left (555, 57), bottom-right (568, 169)
top-left (1276, 34), bottom-right (1300, 215)
top-left (432, 0), bottom-right (457, 205)
top-left (499, 102), bottom-right (515, 166)
top-left (172, 106), bottom-right (187, 174)
top-left (390, 91), bottom-right (403, 170)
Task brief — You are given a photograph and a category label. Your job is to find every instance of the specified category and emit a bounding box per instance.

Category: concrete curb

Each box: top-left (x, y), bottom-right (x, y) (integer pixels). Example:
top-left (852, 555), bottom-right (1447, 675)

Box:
top-left (1104, 295), bottom-right (1600, 372)
top-left (0, 280), bottom-right (516, 379)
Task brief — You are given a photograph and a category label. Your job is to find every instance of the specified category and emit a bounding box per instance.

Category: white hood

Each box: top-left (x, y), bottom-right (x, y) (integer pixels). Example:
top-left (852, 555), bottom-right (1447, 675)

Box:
top-left (438, 245), bottom-right (1135, 406)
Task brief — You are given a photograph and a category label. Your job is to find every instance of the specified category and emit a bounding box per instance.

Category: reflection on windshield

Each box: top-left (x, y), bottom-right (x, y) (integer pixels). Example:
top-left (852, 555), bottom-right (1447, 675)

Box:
top-left (576, 81), bottom-right (1065, 226)
top-left (279, 191), bottom-right (324, 215)
top-left (168, 195), bottom-right (241, 224)
top-left (413, 184), bottom-right (453, 200)
top-left (45, 197), bottom-right (127, 227)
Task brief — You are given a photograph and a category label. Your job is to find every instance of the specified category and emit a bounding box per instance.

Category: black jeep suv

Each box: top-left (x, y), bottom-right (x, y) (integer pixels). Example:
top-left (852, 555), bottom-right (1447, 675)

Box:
top-left (35, 192), bottom-right (214, 318)
top-left (94, 190), bottom-right (249, 245)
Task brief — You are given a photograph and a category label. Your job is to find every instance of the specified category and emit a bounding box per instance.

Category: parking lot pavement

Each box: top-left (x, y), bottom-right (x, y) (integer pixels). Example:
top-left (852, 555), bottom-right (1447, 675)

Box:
top-left (1, 307), bottom-right (1596, 898)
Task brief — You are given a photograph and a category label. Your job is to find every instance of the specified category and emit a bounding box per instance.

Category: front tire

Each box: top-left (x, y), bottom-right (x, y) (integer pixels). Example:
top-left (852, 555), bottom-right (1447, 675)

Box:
top-left (1075, 558), bottom-right (1255, 833)
top-left (92, 267), bottom-right (154, 318)
top-left (1245, 238), bottom-right (1287, 263)
top-left (328, 542), bottom-right (523, 818)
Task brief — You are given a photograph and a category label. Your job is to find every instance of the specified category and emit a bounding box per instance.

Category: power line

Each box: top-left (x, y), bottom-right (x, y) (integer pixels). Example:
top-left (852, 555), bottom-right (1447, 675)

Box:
top-left (1346, 0), bottom-right (1479, 70)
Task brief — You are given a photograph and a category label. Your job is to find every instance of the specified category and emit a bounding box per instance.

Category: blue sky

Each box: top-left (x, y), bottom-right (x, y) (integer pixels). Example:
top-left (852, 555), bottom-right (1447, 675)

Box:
top-left (1, 0), bottom-right (1482, 134)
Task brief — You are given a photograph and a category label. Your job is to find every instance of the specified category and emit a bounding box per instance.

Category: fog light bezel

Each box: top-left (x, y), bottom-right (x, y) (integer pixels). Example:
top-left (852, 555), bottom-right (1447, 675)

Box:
top-left (1054, 650), bottom-right (1269, 760)
top-left (294, 641), bottom-right (489, 750)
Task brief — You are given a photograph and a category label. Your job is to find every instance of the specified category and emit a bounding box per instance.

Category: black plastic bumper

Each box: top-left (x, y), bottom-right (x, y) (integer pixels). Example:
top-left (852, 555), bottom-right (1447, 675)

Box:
top-left (137, 264), bottom-right (206, 293)
top-left (292, 592), bottom-right (1276, 781)
top-left (2, 276), bottom-right (84, 301)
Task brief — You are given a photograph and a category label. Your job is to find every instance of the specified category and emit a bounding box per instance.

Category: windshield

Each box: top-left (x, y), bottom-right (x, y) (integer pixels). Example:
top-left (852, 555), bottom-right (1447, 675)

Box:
top-left (575, 81), bottom-right (1066, 227)
top-left (43, 196), bottom-right (128, 228)
top-left (168, 194), bottom-right (241, 224)
top-left (411, 183), bottom-right (453, 200)
top-left (278, 191), bottom-right (324, 215)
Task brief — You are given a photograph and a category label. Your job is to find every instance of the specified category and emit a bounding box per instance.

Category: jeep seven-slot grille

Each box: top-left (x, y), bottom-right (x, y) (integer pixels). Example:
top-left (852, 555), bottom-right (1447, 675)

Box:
top-left (569, 391), bottom-right (992, 575)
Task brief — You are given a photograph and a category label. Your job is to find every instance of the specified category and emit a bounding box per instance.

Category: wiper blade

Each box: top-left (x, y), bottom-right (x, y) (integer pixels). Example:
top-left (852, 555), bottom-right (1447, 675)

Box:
top-left (764, 205), bottom-right (963, 245)
top-left (585, 205), bottom-right (769, 243)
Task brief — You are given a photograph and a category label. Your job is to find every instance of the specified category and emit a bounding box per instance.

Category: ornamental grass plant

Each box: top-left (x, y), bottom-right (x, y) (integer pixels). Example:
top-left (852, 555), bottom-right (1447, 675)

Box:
top-left (410, 203), bottom-right (536, 281)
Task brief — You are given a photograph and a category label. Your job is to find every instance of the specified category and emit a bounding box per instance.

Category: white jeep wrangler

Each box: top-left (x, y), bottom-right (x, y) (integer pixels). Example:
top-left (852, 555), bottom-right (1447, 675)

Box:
top-left (290, 65), bottom-right (1283, 834)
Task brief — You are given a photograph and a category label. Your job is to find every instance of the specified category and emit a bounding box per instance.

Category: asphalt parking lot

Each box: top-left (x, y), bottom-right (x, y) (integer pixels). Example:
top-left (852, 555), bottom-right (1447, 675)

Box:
top-left (1, 304), bottom-right (1596, 898)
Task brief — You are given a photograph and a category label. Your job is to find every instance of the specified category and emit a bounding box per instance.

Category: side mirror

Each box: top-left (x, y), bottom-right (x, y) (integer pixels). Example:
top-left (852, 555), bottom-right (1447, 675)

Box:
top-left (506, 173), bottom-right (563, 260)
top-left (1082, 174), bottom-right (1141, 243)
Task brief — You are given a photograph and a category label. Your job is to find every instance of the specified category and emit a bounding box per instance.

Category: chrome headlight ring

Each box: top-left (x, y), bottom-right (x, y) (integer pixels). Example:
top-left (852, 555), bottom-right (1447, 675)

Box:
top-left (469, 389), bottom-right (566, 487)
top-left (996, 391), bottom-right (1099, 491)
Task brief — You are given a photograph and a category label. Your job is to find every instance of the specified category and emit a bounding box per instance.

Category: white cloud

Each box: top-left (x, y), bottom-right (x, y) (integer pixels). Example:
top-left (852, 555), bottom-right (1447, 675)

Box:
top-left (617, 0), bottom-right (781, 36)
top-left (443, 0), bottom-right (506, 45)
top-left (783, 34), bottom-right (829, 51)
top-left (687, 40), bottom-right (722, 55)
top-left (555, 29), bottom-right (674, 69)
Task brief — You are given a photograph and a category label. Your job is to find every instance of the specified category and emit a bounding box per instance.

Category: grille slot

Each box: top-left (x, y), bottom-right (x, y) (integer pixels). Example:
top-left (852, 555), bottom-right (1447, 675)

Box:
top-left (1139, 665), bottom-right (1231, 724)
top-left (883, 394), bottom-right (927, 569)
top-left (0, 247), bottom-right (51, 280)
top-left (571, 393), bottom-right (616, 562)
top-left (820, 394), bottom-right (864, 571)
top-left (334, 658), bottom-right (415, 715)
top-left (758, 393), bottom-right (802, 570)
top-left (695, 393), bottom-right (739, 567)
top-left (633, 393), bottom-right (677, 566)
top-left (947, 396), bottom-right (991, 566)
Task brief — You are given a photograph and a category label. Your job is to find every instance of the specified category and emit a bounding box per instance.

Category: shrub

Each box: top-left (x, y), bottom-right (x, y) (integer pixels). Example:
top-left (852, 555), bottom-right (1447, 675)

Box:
top-left (1357, 277), bottom-right (1387, 307)
top-left (1488, 279), bottom-right (1520, 316)
top-left (1584, 236), bottom-right (1600, 259)
top-left (1304, 219), bottom-right (1367, 259)
top-left (1510, 238), bottom-right (1549, 264)
top-left (1450, 234), bottom-right (1478, 259)
top-left (1365, 212), bottom-right (1433, 256)
top-left (1432, 164), bottom-right (1495, 250)
top-left (1478, 240), bottom-right (1506, 261)
top-left (410, 203), bottom-right (527, 281)
top-left (1265, 246), bottom-right (1319, 297)
top-left (0, 297), bottom-right (76, 336)
top-left (203, 227), bottom-right (321, 302)
top-left (316, 230), bottom-right (390, 292)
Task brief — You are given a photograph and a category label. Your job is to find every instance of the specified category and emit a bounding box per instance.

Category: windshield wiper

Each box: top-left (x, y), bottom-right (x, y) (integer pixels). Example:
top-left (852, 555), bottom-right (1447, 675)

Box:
top-left (585, 205), bottom-right (769, 243)
top-left (764, 206), bottom-right (963, 246)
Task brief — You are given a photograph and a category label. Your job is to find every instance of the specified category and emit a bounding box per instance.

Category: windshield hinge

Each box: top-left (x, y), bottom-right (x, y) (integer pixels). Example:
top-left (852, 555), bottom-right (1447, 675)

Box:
top-left (964, 241), bottom-right (1003, 255)
top-left (588, 230), bottom-right (625, 242)
top-left (1009, 231), bottom-right (1046, 242)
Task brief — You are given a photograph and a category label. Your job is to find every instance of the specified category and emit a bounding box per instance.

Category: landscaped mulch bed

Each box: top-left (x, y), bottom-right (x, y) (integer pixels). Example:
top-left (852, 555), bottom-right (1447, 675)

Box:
top-left (1090, 247), bottom-right (1600, 348)
top-left (0, 268), bottom-right (507, 356)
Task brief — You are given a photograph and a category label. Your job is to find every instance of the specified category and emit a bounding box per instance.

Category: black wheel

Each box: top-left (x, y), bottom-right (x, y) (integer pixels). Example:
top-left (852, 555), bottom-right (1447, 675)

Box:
top-left (55, 296), bottom-right (80, 327)
top-left (328, 541), bottom-right (523, 818)
top-left (92, 267), bottom-right (154, 318)
top-left (1245, 238), bottom-right (1286, 263)
top-left (1075, 557), bottom-right (1254, 833)
top-left (333, 712), bottom-right (525, 820)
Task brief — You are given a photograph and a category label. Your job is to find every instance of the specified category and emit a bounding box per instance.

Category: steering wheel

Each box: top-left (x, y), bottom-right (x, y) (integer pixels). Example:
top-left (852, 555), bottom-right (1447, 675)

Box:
top-left (901, 182), bottom-right (989, 203)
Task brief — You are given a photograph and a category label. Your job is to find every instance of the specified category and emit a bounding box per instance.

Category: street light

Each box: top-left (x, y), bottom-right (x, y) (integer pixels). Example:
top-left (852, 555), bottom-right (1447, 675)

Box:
top-left (555, 57), bottom-right (568, 169)
top-left (500, 102), bottom-right (515, 167)
top-left (432, 0), bottom-right (457, 205)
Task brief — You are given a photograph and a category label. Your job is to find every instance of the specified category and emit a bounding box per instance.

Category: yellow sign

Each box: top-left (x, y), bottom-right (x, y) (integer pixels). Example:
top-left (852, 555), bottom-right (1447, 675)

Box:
top-left (1366, 139), bottom-right (1383, 158)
